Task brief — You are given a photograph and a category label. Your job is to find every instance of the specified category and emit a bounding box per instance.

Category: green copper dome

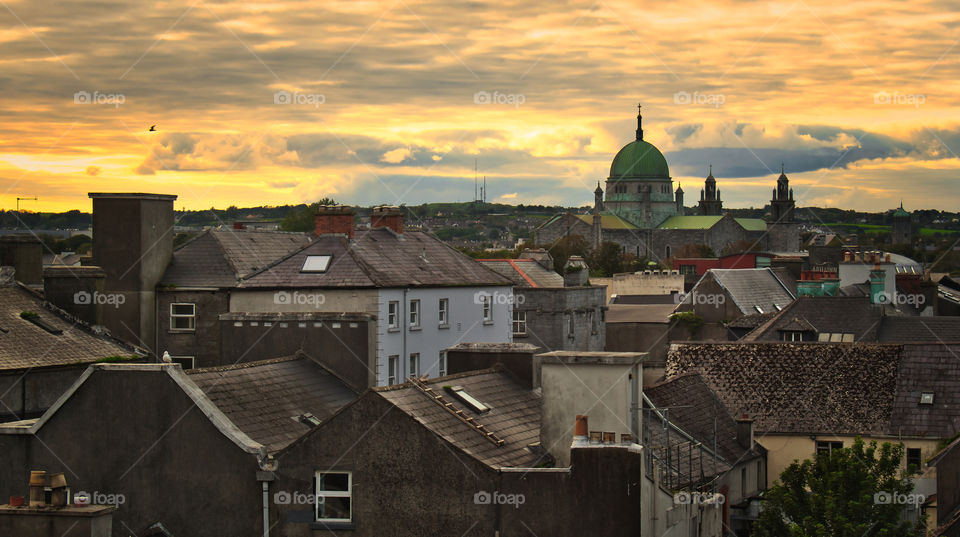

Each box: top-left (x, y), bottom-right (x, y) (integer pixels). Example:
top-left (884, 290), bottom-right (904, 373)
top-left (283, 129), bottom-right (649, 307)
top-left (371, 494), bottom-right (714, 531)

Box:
top-left (609, 139), bottom-right (670, 178)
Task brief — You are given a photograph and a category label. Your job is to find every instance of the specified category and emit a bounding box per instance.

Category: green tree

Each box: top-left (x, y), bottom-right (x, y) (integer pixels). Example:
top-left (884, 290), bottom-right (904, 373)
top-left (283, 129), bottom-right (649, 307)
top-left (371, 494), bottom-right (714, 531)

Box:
top-left (589, 241), bottom-right (624, 277)
top-left (280, 198), bottom-right (338, 232)
top-left (544, 235), bottom-right (590, 275)
top-left (754, 438), bottom-right (925, 537)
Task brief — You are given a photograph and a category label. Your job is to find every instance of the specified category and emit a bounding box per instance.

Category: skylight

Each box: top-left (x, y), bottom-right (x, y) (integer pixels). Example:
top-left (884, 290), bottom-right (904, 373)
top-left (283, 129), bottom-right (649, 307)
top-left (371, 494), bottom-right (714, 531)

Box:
top-left (301, 255), bottom-right (332, 273)
top-left (754, 305), bottom-right (764, 314)
top-left (445, 385), bottom-right (490, 414)
top-left (920, 392), bottom-right (934, 405)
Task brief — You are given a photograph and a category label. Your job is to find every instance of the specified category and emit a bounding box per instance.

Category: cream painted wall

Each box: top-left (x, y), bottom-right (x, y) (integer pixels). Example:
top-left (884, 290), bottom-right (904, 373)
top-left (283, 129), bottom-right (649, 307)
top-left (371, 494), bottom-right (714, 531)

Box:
top-left (758, 433), bottom-right (940, 485)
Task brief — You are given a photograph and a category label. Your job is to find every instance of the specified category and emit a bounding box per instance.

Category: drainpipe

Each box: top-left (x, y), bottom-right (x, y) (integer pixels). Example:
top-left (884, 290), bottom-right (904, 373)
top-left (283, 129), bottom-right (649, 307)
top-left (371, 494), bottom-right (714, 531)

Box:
top-left (402, 288), bottom-right (408, 379)
top-left (257, 448), bottom-right (277, 537)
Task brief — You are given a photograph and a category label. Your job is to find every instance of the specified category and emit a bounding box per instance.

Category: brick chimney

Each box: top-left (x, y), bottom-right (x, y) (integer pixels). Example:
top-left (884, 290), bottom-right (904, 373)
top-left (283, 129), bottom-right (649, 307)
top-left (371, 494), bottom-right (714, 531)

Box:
top-left (735, 416), bottom-right (754, 450)
top-left (314, 205), bottom-right (355, 239)
top-left (370, 206), bottom-right (403, 234)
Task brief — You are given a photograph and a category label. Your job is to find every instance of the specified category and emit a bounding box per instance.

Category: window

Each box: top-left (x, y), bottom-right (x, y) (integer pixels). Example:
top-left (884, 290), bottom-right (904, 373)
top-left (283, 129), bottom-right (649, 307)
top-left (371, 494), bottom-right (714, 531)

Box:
top-left (408, 299), bottom-right (420, 328)
top-left (387, 355), bottom-right (399, 385)
top-left (301, 255), bottom-right (332, 273)
top-left (315, 471), bottom-right (351, 523)
top-left (741, 467), bottom-right (747, 495)
top-left (754, 305), bottom-right (764, 314)
top-left (438, 351), bottom-right (447, 377)
top-left (589, 310), bottom-right (598, 335)
top-left (387, 301), bottom-right (399, 330)
top-left (665, 245), bottom-right (672, 258)
top-left (482, 295), bottom-right (493, 323)
top-left (438, 298), bottom-right (449, 326)
top-left (906, 448), bottom-right (922, 472)
top-left (170, 303), bottom-right (196, 331)
top-left (920, 392), bottom-right (934, 405)
top-left (171, 356), bottom-right (194, 370)
top-left (445, 385), bottom-right (490, 413)
top-left (781, 330), bottom-right (805, 342)
top-left (679, 264), bottom-right (697, 276)
top-left (567, 313), bottom-right (575, 339)
top-left (409, 353), bottom-right (420, 377)
top-left (815, 440), bottom-right (843, 456)
top-left (512, 310), bottom-right (527, 336)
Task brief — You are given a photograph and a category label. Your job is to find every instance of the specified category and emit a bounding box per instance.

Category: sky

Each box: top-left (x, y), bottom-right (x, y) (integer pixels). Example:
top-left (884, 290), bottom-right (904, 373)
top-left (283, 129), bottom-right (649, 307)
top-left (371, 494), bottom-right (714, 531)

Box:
top-left (1, 0), bottom-right (959, 213)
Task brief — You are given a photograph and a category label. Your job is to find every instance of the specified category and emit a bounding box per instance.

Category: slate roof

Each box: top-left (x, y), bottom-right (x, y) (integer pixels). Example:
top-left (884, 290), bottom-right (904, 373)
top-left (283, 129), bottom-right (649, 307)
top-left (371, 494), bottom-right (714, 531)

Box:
top-left (375, 368), bottom-right (542, 469)
top-left (161, 229), bottom-right (311, 287)
top-left (476, 259), bottom-right (565, 288)
top-left (878, 317), bottom-right (960, 343)
top-left (0, 276), bottom-right (141, 371)
top-left (742, 296), bottom-right (883, 342)
top-left (240, 228), bottom-right (512, 289)
top-left (606, 304), bottom-right (677, 323)
top-left (726, 312), bottom-right (777, 329)
top-left (646, 372), bottom-right (764, 468)
top-left (187, 354), bottom-right (357, 451)
top-left (666, 342), bottom-right (960, 438)
top-left (691, 268), bottom-right (796, 315)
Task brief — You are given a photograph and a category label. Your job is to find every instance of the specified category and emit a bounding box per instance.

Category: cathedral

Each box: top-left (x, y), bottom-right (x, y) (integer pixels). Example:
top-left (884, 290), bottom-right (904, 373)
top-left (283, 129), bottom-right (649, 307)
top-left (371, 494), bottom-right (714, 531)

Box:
top-left (535, 105), bottom-right (801, 263)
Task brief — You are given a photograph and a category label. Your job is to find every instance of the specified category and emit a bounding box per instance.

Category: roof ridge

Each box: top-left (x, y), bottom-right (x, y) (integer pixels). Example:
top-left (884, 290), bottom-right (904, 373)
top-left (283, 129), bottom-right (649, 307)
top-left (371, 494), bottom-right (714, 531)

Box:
top-left (187, 354), bottom-right (301, 374)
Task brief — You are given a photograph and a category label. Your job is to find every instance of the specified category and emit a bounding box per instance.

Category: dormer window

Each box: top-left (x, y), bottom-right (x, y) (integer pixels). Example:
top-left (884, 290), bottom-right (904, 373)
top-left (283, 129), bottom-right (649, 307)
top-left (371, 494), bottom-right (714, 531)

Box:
top-left (301, 255), bottom-right (332, 273)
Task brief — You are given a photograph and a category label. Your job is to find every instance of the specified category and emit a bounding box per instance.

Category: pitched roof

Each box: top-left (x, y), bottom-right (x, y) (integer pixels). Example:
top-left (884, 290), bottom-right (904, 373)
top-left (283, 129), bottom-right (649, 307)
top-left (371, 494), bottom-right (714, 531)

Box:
top-left (657, 215), bottom-right (767, 231)
top-left (667, 342), bottom-right (960, 438)
top-left (573, 213), bottom-right (638, 230)
top-left (240, 229), bottom-right (512, 288)
top-left (161, 229), bottom-right (312, 287)
top-left (477, 259), bottom-right (565, 288)
top-left (646, 372), bottom-right (762, 464)
top-left (878, 317), bottom-right (960, 343)
top-left (742, 296), bottom-right (883, 341)
top-left (187, 354), bottom-right (357, 451)
top-left (0, 279), bottom-right (141, 371)
top-left (375, 368), bottom-right (542, 469)
top-left (693, 268), bottom-right (795, 315)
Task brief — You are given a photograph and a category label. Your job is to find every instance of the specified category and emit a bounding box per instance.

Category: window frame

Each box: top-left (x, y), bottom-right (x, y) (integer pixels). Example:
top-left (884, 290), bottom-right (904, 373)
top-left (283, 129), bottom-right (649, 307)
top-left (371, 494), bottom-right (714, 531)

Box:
top-left (408, 299), bottom-right (420, 329)
top-left (169, 303), bottom-right (197, 332)
top-left (171, 356), bottom-right (195, 369)
top-left (481, 295), bottom-right (493, 324)
top-left (438, 351), bottom-right (447, 377)
top-left (815, 440), bottom-right (843, 456)
top-left (314, 471), bottom-right (352, 524)
top-left (906, 448), bottom-right (922, 472)
top-left (512, 310), bottom-right (527, 336)
top-left (387, 355), bottom-right (399, 386)
top-left (409, 352), bottom-right (420, 378)
top-left (438, 298), bottom-right (449, 327)
top-left (387, 301), bottom-right (399, 330)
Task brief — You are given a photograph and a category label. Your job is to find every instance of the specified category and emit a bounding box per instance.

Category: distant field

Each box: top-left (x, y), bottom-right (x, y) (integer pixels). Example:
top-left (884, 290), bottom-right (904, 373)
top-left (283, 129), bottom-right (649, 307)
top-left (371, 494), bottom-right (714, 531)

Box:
top-left (822, 222), bottom-right (960, 236)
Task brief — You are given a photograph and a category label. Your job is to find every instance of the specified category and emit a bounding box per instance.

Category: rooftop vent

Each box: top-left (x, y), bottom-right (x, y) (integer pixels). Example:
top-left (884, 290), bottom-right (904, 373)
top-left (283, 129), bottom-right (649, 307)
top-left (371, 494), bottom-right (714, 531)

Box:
top-left (297, 413), bottom-right (322, 427)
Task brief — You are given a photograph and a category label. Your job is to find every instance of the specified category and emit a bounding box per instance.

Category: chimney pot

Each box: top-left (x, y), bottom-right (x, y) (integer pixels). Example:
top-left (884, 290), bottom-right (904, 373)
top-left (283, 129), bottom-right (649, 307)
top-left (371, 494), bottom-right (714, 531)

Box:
top-left (589, 431), bottom-right (602, 444)
top-left (574, 415), bottom-right (588, 437)
top-left (620, 433), bottom-right (633, 444)
top-left (602, 431), bottom-right (616, 444)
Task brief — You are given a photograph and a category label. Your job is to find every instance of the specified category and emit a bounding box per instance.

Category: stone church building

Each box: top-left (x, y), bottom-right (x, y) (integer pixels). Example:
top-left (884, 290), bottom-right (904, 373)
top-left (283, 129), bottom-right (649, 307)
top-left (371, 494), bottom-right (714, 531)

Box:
top-left (535, 105), bottom-right (801, 264)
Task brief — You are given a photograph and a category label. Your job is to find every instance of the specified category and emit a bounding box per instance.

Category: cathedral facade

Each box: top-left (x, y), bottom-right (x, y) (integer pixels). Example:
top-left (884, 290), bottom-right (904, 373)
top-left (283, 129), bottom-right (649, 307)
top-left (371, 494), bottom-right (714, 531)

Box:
top-left (535, 105), bottom-right (801, 264)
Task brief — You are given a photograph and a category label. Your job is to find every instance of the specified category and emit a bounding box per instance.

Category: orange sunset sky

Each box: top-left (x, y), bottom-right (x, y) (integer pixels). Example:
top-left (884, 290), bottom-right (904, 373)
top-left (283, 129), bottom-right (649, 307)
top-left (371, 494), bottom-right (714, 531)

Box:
top-left (1, 0), bottom-right (959, 213)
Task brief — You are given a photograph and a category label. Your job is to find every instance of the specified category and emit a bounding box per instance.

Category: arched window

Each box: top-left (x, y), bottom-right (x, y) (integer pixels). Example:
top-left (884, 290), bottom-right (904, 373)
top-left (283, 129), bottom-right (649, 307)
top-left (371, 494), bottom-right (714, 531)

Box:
top-left (665, 245), bottom-right (672, 258)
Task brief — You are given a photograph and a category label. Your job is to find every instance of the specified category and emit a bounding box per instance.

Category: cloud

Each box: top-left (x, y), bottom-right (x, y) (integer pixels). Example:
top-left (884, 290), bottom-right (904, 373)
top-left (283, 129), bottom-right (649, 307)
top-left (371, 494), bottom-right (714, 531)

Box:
top-left (381, 147), bottom-right (412, 164)
top-left (85, 166), bottom-right (101, 176)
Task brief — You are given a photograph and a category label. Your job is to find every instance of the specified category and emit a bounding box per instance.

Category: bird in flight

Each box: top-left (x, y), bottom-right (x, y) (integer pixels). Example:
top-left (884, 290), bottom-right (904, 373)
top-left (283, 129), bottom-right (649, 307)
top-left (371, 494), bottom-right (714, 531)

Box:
top-left (149, 125), bottom-right (156, 131)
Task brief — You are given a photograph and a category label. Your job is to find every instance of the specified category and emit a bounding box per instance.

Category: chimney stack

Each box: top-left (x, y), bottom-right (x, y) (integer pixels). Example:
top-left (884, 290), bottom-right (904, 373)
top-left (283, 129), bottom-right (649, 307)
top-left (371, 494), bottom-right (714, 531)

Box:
top-left (43, 266), bottom-right (107, 326)
top-left (314, 205), bottom-right (355, 239)
top-left (735, 416), bottom-right (754, 450)
top-left (0, 235), bottom-right (43, 285)
top-left (370, 206), bottom-right (404, 234)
